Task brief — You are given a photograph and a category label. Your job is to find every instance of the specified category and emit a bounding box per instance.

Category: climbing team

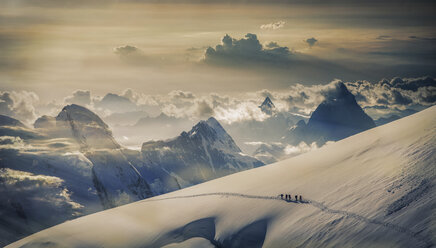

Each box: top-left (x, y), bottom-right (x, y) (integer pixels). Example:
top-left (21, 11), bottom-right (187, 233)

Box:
top-left (280, 193), bottom-right (303, 202)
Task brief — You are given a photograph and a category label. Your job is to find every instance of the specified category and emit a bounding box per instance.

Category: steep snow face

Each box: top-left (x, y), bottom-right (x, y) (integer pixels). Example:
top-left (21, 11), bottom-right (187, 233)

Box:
top-left (285, 83), bottom-right (375, 145)
top-left (259, 96), bottom-right (276, 115)
top-left (56, 104), bottom-right (120, 150)
top-left (11, 106), bottom-right (435, 248)
top-left (142, 117), bottom-right (263, 186)
top-left (55, 105), bottom-right (154, 206)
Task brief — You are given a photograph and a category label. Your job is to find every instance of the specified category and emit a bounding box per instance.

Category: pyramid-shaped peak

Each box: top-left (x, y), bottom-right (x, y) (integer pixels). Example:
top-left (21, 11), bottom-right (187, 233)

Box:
top-left (261, 96), bottom-right (275, 108)
top-left (259, 96), bottom-right (276, 115)
top-left (322, 82), bottom-right (355, 103)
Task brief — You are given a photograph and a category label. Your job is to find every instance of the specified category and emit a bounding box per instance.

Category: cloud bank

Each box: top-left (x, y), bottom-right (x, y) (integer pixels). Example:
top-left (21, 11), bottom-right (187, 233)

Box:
top-left (3, 76), bottom-right (434, 127)
top-left (0, 91), bottom-right (39, 124)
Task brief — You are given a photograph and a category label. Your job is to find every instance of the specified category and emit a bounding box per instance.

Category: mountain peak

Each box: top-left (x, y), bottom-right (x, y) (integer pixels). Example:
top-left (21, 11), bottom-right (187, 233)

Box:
top-left (321, 81), bottom-right (357, 106)
top-left (259, 96), bottom-right (276, 115)
top-left (285, 84), bottom-right (375, 146)
top-left (307, 83), bottom-right (375, 142)
top-left (56, 104), bottom-right (120, 150)
top-left (189, 117), bottom-right (233, 145)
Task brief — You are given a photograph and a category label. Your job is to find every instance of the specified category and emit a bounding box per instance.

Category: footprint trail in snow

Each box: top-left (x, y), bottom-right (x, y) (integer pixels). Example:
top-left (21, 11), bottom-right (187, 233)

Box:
top-left (145, 192), bottom-right (433, 247)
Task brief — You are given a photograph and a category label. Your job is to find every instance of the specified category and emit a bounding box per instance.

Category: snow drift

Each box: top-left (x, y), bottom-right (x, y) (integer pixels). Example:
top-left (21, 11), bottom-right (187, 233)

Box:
top-left (8, 106), bottom-right (436, 248)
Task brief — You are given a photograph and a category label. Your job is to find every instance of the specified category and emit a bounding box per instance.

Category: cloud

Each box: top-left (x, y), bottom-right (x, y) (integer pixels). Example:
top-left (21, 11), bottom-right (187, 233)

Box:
top-left (305, 37), bottom-right (318, 47)
top-left (204, 33), bottom-right (291, 66)
top-left (265, 42), bottom-right (279, 48)
top-left (260, 21), bottom-right (285, 30)
top-left (195, 100), bottom-right (215, 118)
top-left (114, 45), bottom-right (141, 56)
top-left (42, 76), bottom-right (435, 128)
top-left (64, 90), bottom-right (91, 106)
top-left (0, 136), bottom-right (26, 149)
top-left (169, 90), bottom-right (196, 100)
top-left (376, 35), bottom-right (392, 40)
top-left (94, 93), bottom-right (138, 114)
top-left (253, 141), bottom-right (328, 163)
top-left (113, 45), bottom-right (148, 65)
top-left (346, 76), bottom-right (436, 107)
top-left (0, 91), bottom-right (39, 124)
top-left (142, 77), bottom-right (434, 124)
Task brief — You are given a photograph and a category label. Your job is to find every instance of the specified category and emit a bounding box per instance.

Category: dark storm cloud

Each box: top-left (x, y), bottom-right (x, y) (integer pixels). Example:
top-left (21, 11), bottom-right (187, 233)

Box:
top-left (305, 37), bottom-right (318, 47)
top-left (265, 42), bottom-right (280, 48)
top-left (388, 76), bottom-right (436, 91)
top-left (204, 33), bottom-right (291, 66)
top-left (203, 33), bottom-right (366, 83)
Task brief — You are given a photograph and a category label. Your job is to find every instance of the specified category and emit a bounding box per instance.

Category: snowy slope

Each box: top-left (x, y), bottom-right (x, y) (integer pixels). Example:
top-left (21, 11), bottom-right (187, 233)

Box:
top-left (9, 106), bottom-right (436, 248)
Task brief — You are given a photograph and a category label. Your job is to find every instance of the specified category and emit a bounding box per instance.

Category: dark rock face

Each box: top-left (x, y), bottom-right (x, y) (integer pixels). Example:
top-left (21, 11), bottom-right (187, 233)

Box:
top-left (142, 117), bottom-right (264, 186)
top-left (259, 96), bottom-right (276, 115)
top-left (285, 83), bottom-right (375, 145)
top-left (0, 115), bottom-right (25, 127)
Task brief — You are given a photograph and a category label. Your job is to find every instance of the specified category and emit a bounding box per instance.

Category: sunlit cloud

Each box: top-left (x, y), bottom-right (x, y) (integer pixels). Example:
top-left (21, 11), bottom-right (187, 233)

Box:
top-left (260, 21), bottom-right (285, 30)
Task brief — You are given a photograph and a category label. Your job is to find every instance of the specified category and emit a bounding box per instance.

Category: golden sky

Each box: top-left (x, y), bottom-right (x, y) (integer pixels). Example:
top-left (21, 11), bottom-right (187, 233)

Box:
top-left (1, 1), bottom-right (435, 100)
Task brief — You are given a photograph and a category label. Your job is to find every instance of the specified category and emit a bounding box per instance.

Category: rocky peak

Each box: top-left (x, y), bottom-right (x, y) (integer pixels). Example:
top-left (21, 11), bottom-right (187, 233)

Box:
top-left (259, 96), bottom-right (276, 115)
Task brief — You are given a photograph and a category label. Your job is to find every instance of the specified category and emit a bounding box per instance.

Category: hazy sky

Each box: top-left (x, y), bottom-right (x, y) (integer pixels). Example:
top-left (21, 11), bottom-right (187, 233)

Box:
top-left (1, 0), bottom-right (435, 101)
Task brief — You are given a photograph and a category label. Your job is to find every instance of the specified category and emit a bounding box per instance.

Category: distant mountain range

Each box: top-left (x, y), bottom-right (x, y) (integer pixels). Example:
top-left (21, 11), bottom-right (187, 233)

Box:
top-left (254, 82), bottom-right (376, 163)
top-left (0, 104), bottom-right (262, 246)
top-left (0, 83), bottom-right (422, 246)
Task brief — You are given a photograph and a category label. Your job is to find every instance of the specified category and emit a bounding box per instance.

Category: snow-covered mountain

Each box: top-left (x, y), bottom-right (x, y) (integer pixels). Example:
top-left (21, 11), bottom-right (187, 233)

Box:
top-left (142, 117), bottom-right (264, 186)
top-left (109, 113), bottom-right (194, 149)
top-left (10, 106), bottom-right (435, 248)
top-left (56, 104), bottom-right (121, 150)
top-left (285, 82), bottom-right (375, 146)
top-left (0, 106), bottom-right (263, 246)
